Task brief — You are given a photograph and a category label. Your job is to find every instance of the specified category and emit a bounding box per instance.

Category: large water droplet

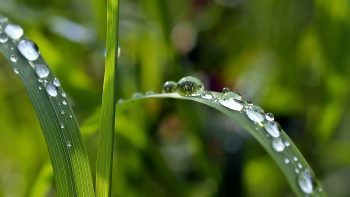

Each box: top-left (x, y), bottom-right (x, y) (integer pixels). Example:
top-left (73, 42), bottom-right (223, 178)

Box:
top-left (264, 121), bottom-right (280, 138)
top-left (298, 170), bottom-right (314, 194)
top-left (5, 24), bottom-right (23, 40)
top-left (219, 98), bottom-right (244, 111)
top-left (177, 76), bottom-right (204, 96)
top-left (221, 89), bottom-right (242, 101)
top-left (17, 40), bottom-right (40, 61)
top-left (162, 81), bottom-right (177, 93)
top-left (245, 105), bottom-right (265, 123)
top-left (34, 64), bottom-right (50, 78)
top-left (271, 138), bottom-right (285, 152)
top-left (10, 55), bottom-right (18, 63)
top-left (53, 78), bottom-right (61, 87)
top-left (46, 84), bottom-right (58, 97)
top-left (0, 32), bottom-right (8, 43)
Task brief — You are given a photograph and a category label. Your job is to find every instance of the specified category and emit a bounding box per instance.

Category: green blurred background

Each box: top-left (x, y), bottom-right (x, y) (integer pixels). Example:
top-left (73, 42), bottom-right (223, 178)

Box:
top-left (0, 0), bottom-right (350, 196)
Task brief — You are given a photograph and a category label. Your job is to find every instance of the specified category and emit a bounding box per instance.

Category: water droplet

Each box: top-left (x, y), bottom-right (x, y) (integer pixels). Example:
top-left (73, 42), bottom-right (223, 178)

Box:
top-left (266, 112), bottom-right (274, 121)
top-left (60, 110), bottom-right (65, 115)
top-left (17, 40), bottom-right (40, 61)
top-left (293, 156), bottom-right (298, 161)
top-left (219, 98), bottom-right (244, 111)
top-left (38, 86), bottom-right (42, 90)
top-left (295, 168), bottom-right (300, 174)
top-left (34, 64), bottom-right (49, 78)
top-left (60, 123), bottom-right (64, 129)
top-left (221, 90), bottom-right (242, 101)
top-left (69, 115), bottom-right (73, 118)
top-left (4, 24), bottom-right (23, 40)
top-left (66, 141), bottom-right (72, 148)
top-left (264, 121), bottom-right (280, 138)
top-left (61, 92), bottom-right (67, 98)
top-left (246, 100), bottom-right (254, 106)
top-left (284, 141), bottom-right (290, 147)
top-left (245, 105), bottom-right (265, 123)
top-left (0, 17), bottom-right (8, 23)
top-left (13, 67), bottom-right (19, 74)
top-left (118, 46), bottom-right (121, 58)
top-left (177, 76), bottom-right (204, 96)
top-left (0, 32), bottom-right (8, 43)
top-left (63, 100), bottom-right (67, 105)
top-left (284, 158), bottom-right (290, 164)
top-left (46, 84), bottom-right (58, 97)
top-left (297, 170), bottom-right (314, 194)
top-left (201, 91), bottom-right (214, 99)
top-left (162, 81), bottom-right (177, 93)
top-left (53, 78), bottom-right (61, 87)
top-left (10, 55), bottom-right (18, 62)
top-left (145, 91), bottom-right (154, 95)
top-left (132, 92), bottom-right (143, 98)
top-left (271, 138), bottom-right (285, 152)
top-left (298, 163), bottom-right (303, 169)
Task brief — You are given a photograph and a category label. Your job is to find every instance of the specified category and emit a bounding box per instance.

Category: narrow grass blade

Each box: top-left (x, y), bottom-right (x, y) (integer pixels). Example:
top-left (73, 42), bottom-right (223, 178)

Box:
top-left (0, 16), bottom-right (94, 196)
top-left (95, 0), bottom-right (119, 196)
top-left (116, 92), bottom-right (326, 197)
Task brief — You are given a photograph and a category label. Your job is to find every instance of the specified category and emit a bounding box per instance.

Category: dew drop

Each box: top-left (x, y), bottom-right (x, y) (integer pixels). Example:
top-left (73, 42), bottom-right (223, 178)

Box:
top-left (177, 76), bottom-right (204, 96)
top-left (245, 105), bottom-right (265, 123)
top-left (284, 141), bottom-right (291, 147)
top-left (17, 40), bottom-right (40, 61)
top-left (284, 158), bottom-right (290, 164)
top-left (222, 87), bottom-right (231, 93)
top-left (60, 123), bottom-right (65, 129)
top-left (221, 90), bottom-right (242, 101)
top-left (10, 55), bottom-right (18, 63)
top-left (264, 121), bottom-right (280, 138)
top-left (61, 92), bottom-right (67, 98)
top-left (63, 100), bottom-right (67, 105)
top-left (298, 163), bottom-right (303, 169)
top-left (297, 170), bottom-right (314, 194)
top-left (266, 112), bottom-right (274, 121)
top-left (60, 110), bottom-right (65, 115)
top-left (46, 84), bottom-right (58, 97)
top-left (271, 138), bottom-right (285, 152)
top-left (219, 98), bottom-right (244, 111)
top-left (38, 86), bottom-right (42, 90)
top-left (295, 168), bottom-right (300, 174)
top-left (13, 67), bottom-right (19, 74)
top-left (132, 92), bottom-right (143, 98)
top-left (162, 81), bottom-right (177, 93)
top-left (66, 141), bottom-right (72, 148)
top-left (201, 91), bottom-right (214, 100)
top-left (53, 78), bottom-right (61, 87)
top-left (293, 156), bottom-right (298, 162)
top-left (0, 32), bottom-right (8, 43)
top-left (145, 91), bottom-right (154, 95)
top-left (69, 115), bottom-right (73, 118)
top-left (4, 24), bottom-right (23, 40)
top-left (34, 64), bottom-right (50, 78)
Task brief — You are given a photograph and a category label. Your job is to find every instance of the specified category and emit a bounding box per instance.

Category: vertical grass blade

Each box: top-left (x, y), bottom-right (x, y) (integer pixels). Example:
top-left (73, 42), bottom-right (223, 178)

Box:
top-left (0, 16), bottom-right (95, 196)
top-left (95, 0), bottom-right (119, 196)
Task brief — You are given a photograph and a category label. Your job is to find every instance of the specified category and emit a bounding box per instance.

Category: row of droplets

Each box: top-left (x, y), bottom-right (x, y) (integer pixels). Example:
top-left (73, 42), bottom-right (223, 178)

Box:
top-left (0, 17), bottom-right (72, 148)
top-left (160, 76), bottom-right (319, 195)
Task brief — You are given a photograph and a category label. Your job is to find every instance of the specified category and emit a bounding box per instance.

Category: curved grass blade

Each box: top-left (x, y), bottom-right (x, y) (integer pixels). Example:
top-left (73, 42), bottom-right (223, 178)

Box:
top-left (95, 0), bottom-right (119, 196)
top-left (116, 91), bottom-right (326, 197)
top-left (0, 16), bottom-right (95, 196)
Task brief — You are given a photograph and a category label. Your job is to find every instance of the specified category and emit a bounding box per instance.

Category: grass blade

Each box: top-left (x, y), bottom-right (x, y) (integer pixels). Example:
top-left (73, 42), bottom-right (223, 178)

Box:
top-left (116, 91), bottom-right (326, 197)
top-left (95, 0), bottom-right (119, 196)
top-left (0, 16), bottom-right (95, 196)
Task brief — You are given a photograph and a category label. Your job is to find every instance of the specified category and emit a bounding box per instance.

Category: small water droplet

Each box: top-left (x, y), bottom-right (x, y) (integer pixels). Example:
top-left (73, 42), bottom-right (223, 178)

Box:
top-left (46, 84), bottom-right (58, 97)
top-left (271, 138), bottom-right (285, 152)
top-left (61, 92), bottom-right (67, 98)
top-left (38, 86), bottom-right (42, 90)
top-left (4, 24), bottom-right (23, 40)
top-left (60, 110), bottom-right (65, 115)
top-left (69, 115), bottom-right (73, 118)
top-left (222, 87), bottom-right (230, 93)
top-left (66, 141), bottom-right (72, 148)
top-left (284, 141), bottom-right (290, 147)
top-left (293, 156), bottom-right (298, 161)
top-left (13, 67), bottom-right (19, 74)
top-left (264, 121), bottom-right (280, 138)
top-left (53, 78), bottom-right (61, 87)
top-left (284, 158), bottom-right (290, 164)
top-left (132, 92), bottom-right (143, 98)
top-left (145, 91), bottom-right (154, 95)
top-left (245, 105), bottom-right (265, 123)
top-left (297, 170), bottom-right (314, 194)
top-left (17, 40), bottom-right (40, 61)
top-left (201, 91), bottom-right (214, 99)
top-left (60, 123), bottom-right (64, 129)
top-left (219, 98), bottom-right (244, 111)
top-left (10, 55), bottom-right (18, 63)
top-left (266, 112), bottom-right (274, 121)
top-left (295, 168), bottom-right (300, 174)
top-left (63, 100), bottom-right (67, 105)
top-left (34, 64), bottom-right (50, 78)
top-left (221, 90), bottom-right (242, 101)
top-left (0, 32), bottom-right (8, 43)
top-left (298, 163), bottom-right (303, 169)
top-left (162, 81), bottom-right (177, 93)
top-left (177, 76), bottom-right (204, 96)
top-left (118, 46), bottom-right (121, 58)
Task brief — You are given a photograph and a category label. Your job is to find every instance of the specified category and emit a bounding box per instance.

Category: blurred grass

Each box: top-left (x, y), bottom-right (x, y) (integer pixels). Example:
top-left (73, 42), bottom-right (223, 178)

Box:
top-left (0, 0), bottom-right (350, 196)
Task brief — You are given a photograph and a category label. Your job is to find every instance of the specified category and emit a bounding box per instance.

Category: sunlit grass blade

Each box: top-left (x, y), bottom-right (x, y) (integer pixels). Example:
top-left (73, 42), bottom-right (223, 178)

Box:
top-left (0, 16), bottom-right (94, 196)
top-left (95, 0), bottom-right (119, 196)
top-left (116, 92), bottom-right (326, 197)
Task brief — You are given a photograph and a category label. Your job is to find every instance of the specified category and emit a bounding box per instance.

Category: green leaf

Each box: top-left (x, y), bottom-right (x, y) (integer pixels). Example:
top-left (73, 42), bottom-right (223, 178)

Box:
top-left (0, 16), bottom-right (94, 196)
top-left (116, 92), bottom-right (327, 197)
top-left (95, 0), bottom-right (119, 196)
